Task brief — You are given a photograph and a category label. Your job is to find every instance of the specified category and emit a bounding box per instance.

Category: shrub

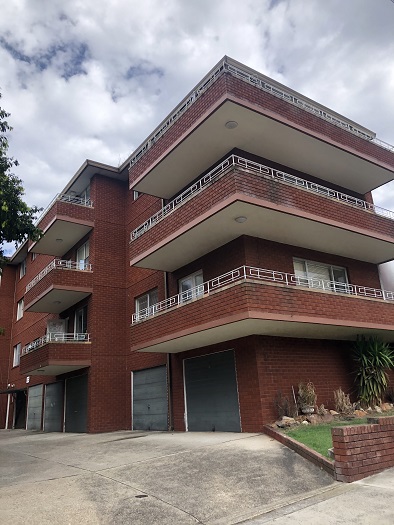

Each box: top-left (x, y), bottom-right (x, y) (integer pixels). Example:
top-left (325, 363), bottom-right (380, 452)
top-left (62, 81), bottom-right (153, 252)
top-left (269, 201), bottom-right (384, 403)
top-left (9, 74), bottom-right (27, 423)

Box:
top-left (274, 390), bottom-right (296, 418)
top-left (297, 381), bottom-right (317, 408)
top-left (353, 336), bottom-right (394, 407)
top-left (334, 387), bottom-right (353, 414)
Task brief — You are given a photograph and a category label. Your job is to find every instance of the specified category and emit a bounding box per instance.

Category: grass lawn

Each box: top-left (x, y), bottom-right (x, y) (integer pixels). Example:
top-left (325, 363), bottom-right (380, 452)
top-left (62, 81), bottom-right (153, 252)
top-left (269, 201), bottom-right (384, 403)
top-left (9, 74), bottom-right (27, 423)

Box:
top-left (285, 417), bottom-right (369, 459)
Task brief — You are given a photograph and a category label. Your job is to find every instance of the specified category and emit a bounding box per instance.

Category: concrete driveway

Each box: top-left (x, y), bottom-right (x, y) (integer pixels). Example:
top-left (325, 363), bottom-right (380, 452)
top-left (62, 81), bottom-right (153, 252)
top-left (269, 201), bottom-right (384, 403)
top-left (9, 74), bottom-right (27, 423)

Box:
top-left (0, 430), bottom-right (337, 524)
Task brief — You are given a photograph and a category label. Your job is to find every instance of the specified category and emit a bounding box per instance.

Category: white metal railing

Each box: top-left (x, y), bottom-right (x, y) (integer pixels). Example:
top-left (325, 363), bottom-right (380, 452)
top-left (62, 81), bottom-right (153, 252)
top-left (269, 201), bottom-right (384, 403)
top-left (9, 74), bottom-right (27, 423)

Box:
top-left (35, 193), bottom-right (93, 227)
top-left (131, 265), bottom-right (394, 324)
top-left (21, 333), bottom-right (91, 356)
top-left (26, 259), bottom-right (92, 293)
top-left (130, 154), bottom-right (394, 241)
top-left (128, 57), bottom-right (393, 168)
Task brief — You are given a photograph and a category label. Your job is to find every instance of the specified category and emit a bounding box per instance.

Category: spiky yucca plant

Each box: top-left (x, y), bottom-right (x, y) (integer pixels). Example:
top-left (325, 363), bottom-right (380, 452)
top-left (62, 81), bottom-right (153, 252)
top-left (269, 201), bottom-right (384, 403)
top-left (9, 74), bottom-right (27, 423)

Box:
top-left (353, 336), bottom-right (394, 407)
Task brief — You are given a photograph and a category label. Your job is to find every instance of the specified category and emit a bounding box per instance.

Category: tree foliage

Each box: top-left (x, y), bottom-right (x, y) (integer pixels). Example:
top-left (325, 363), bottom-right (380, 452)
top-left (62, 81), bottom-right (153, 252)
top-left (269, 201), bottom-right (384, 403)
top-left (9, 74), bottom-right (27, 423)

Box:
top-left (0, 93), bottom-right (42, 268)
top-left (353, 336), bottom-right (394, 407)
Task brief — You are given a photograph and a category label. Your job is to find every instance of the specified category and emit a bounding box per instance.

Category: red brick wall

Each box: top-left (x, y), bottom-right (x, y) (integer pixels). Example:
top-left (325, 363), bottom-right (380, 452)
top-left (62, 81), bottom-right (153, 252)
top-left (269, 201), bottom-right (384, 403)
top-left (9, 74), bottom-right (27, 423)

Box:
top-left (0, 266), bottom-right (17, 427)
top-left (130, 168), bottom-right (394, 265)
top-left (167, 236), bottom-right (382, 294)
top-left (333, 416), bottom-right (394, 482)
top-left (24, 267), bottom-right (93, 308)
top-left (168, 334), bottom-right (354, 432)
top-left (19, 342), bottom-right (91, 375)
top-left (86, 175), bottom-right (129, 432)
top-left (7, 251), bottom-right (59, 398)
top-left (226, 74), bottom-right (394, 168)
top-left (29, 200), bottom-right (94, 238)
top-left (126, 187), bottom-right (169, 428)
top-left (129, 72), bottom-right (394, 187)
top-left (256, 336), bottom-right (354, 423)
top-left (129, 75), bottom-right (229, 184)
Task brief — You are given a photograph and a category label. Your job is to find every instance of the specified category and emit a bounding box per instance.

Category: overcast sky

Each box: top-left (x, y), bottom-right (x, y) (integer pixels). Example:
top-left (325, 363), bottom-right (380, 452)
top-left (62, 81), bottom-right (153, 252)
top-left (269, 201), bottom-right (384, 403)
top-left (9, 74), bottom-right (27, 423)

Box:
top-left (1, 0), bottom-right (394, 250)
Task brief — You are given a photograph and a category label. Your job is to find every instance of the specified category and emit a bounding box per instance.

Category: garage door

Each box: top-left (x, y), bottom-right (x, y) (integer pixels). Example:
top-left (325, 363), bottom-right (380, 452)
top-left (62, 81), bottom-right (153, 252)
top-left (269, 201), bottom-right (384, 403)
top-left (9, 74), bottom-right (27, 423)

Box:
top-left (44, 382), bottom-right (64, 432)
top-left (133, 366), bottom-right (168, 431)
top-left (65, 375), bottom-right (88, 433)
top-left (184, 351), bottom-right (241, 432)
top-left (26, 384), bottom-right (43, 430)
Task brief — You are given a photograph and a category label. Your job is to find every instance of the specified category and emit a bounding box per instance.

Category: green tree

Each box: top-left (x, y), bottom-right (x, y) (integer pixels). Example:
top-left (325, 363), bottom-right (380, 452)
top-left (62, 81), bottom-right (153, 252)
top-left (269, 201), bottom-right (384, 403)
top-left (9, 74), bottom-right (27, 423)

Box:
top-left (0, 92), bottom-right (42, 268)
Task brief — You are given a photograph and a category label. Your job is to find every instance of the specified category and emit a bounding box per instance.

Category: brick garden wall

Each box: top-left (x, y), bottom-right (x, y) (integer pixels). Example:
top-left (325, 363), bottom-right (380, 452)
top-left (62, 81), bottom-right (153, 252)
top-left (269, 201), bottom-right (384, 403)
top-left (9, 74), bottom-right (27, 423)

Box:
top-left (332, 416), bottom-right (394, 482)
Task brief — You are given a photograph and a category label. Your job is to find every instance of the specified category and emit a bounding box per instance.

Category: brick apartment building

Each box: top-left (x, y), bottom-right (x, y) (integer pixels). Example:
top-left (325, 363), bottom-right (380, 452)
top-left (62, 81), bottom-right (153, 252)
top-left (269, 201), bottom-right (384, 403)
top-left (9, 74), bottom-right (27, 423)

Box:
top-left (1, 56), bottom-right (394, 433)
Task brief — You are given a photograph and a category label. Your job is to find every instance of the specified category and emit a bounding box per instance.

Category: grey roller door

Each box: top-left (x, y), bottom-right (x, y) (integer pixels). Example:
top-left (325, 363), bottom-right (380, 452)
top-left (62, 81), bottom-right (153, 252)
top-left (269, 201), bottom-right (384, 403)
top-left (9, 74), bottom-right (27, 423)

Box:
top-left (133, 366), bottom-right (168, 431)
top-left (27, 384), bottom-right (43, 430)
top-left (185, 351), bottom-right (241, 432)
top-left (44, 382), bottom-right (64, 432)
top-left (65, 375), bottom-right (88, 433)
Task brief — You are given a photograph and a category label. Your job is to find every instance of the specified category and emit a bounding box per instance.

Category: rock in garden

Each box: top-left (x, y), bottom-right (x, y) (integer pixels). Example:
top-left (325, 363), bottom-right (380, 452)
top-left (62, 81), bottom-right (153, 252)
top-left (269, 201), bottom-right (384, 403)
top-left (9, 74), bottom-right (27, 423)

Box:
top-left (374, 406), bottom-right (382, 413)
top-left (276, 417), bottom-right (297, 428)
top-left (354, 409), bottom-right (367, 418)
top-left (302, 420), bottom-right (309, 425)
top-left (320, 413), bottom-right (334, 423)
top-left (306, 414), bottom-right (320, 425)
top-left (327, 448), bottom-right (335, 459)
top-left (329, 410), bottom-right (339, 415)
top-left (381, 403), bottom-right (392, 412)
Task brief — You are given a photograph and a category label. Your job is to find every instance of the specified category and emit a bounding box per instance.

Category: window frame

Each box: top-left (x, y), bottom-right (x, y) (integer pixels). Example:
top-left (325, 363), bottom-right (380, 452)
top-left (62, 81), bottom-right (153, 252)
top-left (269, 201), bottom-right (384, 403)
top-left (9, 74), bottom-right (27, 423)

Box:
top-left (76, 241), bottom-right (90, 269)
top-left (19, 259), bottom-right (26, 279)
top-left (178, 270), bottom-right (204, 301)
top-left (135, 288), bottom-right (159, 316)
top-left (293, 258), bottom-right (349, 292)
top-left (74, 305), bottom-right (88, 336)
top-left (16, 298), bottom-right (24, 320)
top-left (13, 343), bottom-right (21, 367)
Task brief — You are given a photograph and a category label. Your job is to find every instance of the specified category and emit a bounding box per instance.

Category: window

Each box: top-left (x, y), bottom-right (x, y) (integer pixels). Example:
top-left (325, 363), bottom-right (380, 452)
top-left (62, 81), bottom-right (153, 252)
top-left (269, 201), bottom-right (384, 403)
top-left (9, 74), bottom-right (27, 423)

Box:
top-left (133, 190), bottom-right (140, 200)
top-left (74, 306), bottom-right (88, 336)
top-left (179, 270), bottom-right (204, 301)
top-left (31, 252), bottom-right (37, 262)
top-left (76, 241), bottom-right (89, 269)
top-left (136, 288), bottom-right (158, 315)
top-left (13, 343), bottom-right (21, 367)
top-left (293, 259), bottom-right (348, 293)
top-left (19, 259), bottom-right (26, 279)
top-left (16, 299), bottom-right (24, 320)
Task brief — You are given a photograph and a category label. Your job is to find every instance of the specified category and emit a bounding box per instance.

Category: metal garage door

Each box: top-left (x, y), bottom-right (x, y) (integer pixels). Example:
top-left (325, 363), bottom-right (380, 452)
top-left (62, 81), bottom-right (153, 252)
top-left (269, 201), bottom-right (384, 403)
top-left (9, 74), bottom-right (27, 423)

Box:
top-left (26, 384), bottom-right (43, 430)
top-left (65, 375), bottom-right (88, 433)
top-left (133, 366), bottom-right (168, 431)
top-left (184, 351), bottom-right (241, 432)
top-left (44, 382), bottom-right (64, 432)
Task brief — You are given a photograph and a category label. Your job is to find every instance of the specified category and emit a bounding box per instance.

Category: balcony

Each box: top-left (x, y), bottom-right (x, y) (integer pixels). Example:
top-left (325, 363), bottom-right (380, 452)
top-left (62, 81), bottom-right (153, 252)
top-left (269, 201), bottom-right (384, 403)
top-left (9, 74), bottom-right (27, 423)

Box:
top-left (130, 155), bottom-right (394, 272)
top-left (129, 57), bottom-right (394, 200)
top-left (30, 193), bottom-right (94, 256)
top-left (130, 266), bottom-right (394, 353)
top-left (25, 259), bottom-right (93, 313)
top-left (20, 333), bottom-right (91, 376)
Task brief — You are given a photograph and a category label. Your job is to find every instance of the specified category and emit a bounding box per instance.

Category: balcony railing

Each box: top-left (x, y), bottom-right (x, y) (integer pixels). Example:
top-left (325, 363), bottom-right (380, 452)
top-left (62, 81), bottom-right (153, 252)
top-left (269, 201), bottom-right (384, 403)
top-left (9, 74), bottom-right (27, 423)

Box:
top-left (26, 259), bottom-right (92, 293)
top-left (131, 265), bottom-right (394, 324)
top-left (130, 154), bottom-right (394, 241)
top-left (128, 57), bottom-right (393, 169)
top-left (35, 192), bottom-right (93, 226)
top-left (21, 333), bottom-right (91, 356)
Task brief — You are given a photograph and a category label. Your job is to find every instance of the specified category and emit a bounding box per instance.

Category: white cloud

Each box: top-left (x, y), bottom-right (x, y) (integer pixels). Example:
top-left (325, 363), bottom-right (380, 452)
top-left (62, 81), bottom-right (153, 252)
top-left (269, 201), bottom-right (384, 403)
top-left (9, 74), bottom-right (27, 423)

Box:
top-left (1, 0), bottom-right (394, 216)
